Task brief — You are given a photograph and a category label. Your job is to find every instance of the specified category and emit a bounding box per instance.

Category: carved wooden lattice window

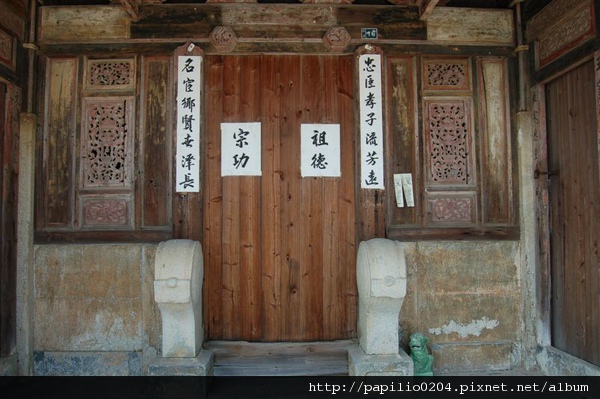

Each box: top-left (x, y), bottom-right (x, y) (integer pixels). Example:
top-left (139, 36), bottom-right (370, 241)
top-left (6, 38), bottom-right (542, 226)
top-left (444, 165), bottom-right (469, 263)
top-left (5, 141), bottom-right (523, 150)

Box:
top-left (37, 55), bottom-right (173, 241)
top-left (82, 98), bottom-right (133, 188)
top-left (425, 100), bottom-right (473, 186)
top-left (386, 55), bottom-right (517, 239)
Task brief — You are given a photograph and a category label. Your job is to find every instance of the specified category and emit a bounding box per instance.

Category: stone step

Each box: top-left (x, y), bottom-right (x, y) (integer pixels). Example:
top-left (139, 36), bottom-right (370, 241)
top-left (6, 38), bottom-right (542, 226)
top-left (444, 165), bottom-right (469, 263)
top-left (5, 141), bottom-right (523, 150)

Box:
top-left (203, 340), bottom-right (356, 376)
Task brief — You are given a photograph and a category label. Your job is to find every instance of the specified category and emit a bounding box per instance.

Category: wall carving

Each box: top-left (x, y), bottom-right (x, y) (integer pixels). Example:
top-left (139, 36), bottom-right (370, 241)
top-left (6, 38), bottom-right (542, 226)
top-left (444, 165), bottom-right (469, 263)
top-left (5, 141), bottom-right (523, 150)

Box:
top-left (426, 101), bottom-right (471, 185)
top-left (0, 28), bottom-right (14, 70)
top-left (537, 5), bottom-right (594, 67)
top-left (82, 99), bottom-right (132, 187)
top-left (427, 196), bottom-right (474, 223)
top-left (86, 59), bottom-right (135, 90)
top-left (423, 59), bottom-right (470, 91)
top-left (82, 198), bottom-right (129, 226)
top-left (210, 26), bottom-right (238, 52)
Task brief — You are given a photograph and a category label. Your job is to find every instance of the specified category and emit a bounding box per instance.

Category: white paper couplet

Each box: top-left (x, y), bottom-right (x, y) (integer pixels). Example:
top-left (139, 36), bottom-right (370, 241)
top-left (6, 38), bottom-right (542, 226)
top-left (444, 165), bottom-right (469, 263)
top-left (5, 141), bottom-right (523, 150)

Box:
top-left (301, 123), bottom-right (341, 177)
top-left (221, 122), bottom-right (262, 176)
top-left (176, 55), bottom-right (202, 192)
top-left (359, 54), bottom-right (385, 189)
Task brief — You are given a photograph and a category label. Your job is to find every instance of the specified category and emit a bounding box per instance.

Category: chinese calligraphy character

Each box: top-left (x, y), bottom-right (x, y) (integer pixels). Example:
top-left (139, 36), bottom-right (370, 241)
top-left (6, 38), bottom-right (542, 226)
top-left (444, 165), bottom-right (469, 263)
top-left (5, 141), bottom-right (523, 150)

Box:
top-left (365, 112), bottom-right (376, 126)
top-left (365, 170), bottom-right (379, 186)
top-left (181, 97), bottom-right (196, 113)
top-left (179, 173), bottom-right (195, 189)
top-left (234, 128), bottom-right (250, 148)
top-left (183, 77), bottom-right (195, 92)
top-left (182, 115), bottom-right (195, 132)
top-left (364, 75), bottom-right (375, 89)
top-left (363, 57), bottom-right (376, 72)
top-left (366, 151), bottom-right (379, 166)
top-left (182, 58), bottom-right (195, 73)
top-left (233, 153), bottom-right (250, 169)
top-left (311, 153), bottom-right (328, 170)
top-left (365, 92), bottom-right (376, 109)
top-left (181, 154), bottom-right (195, 170)
top-left (311, 130), bottom-right (329, 147)
top-left (181, 133), bottom-right (194, 148)
top-left (365, 132), bottom-right (378, 146)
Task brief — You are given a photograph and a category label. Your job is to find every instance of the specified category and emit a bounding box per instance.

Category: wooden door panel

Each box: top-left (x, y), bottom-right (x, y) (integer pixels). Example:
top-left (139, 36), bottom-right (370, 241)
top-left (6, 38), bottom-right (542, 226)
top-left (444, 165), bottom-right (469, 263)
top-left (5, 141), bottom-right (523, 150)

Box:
top-left (203, 55), bottom-right (357, 342)
top-left (546, 60), bottom-right (600, 366)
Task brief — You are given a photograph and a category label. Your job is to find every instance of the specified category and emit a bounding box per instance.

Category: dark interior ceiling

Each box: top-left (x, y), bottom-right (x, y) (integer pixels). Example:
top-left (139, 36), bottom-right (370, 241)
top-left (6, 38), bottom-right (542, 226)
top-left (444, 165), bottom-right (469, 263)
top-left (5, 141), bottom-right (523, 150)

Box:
top-left (37, 0), bottom-right (514, 8)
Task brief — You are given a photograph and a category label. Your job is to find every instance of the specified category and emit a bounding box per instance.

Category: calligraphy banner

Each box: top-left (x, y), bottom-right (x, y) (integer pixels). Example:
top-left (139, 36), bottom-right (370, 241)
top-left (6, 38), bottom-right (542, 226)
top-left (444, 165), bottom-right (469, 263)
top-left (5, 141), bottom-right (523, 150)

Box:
top-left (358, 53), bottom-right (385, 189)
top-left (301, 123), bottom-right (341, 178)
top-left (176, 54), bottom-right (202, 192)
top-left (221, 122), bottom-right (262, 176)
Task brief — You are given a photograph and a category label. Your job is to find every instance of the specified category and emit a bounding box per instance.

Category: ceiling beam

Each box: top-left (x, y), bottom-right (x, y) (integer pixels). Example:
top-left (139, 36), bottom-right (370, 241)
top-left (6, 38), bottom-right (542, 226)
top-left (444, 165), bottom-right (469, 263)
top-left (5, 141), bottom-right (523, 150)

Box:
top-left (418, 0), bottom-right (448, 21)
top-left (114, 0), bottom-right (141, 22)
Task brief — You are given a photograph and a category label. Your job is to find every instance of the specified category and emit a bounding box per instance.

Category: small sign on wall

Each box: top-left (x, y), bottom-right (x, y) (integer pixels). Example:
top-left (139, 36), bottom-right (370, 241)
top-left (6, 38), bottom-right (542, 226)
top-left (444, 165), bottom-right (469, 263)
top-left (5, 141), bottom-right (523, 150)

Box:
top-left (361, 28), bottom-right (378, 40)
top-left (359, 53), bottom-right (385, 189)
top-left (301, 124), bottom-right (341, 178)
top-left (176, 54), bottom-right (202, 192)
top-left (221, 122), bottom-right (262, 176)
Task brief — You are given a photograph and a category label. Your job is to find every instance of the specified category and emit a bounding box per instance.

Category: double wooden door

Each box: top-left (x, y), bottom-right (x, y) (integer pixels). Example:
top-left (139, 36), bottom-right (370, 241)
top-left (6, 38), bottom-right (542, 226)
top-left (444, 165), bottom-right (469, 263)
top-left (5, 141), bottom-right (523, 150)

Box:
top-left (202, 55), bottom-right (357, 341)
top-left (546, 59), bottom-right (600, 366)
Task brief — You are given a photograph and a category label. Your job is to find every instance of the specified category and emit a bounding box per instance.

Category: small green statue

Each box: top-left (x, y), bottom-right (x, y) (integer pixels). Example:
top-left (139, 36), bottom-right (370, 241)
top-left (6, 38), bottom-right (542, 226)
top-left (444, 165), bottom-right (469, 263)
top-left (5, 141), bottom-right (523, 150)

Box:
top-left (409, 332), bottom-right (434, 376)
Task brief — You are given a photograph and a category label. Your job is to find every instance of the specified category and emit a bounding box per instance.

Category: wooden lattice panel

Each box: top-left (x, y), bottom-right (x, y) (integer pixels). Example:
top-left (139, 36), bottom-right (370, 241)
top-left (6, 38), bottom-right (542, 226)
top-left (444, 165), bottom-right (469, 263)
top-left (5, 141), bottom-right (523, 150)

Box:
top-left (423, 99), bottom-right (474, 186)
top-left (422, 58), bottom-right (470, 91)
top-left (81, 97), bottom-right (134, 188)
top-left (84, 58), bottom-right (135, 91)
top-left (426, 192), bottom-right (476, 225)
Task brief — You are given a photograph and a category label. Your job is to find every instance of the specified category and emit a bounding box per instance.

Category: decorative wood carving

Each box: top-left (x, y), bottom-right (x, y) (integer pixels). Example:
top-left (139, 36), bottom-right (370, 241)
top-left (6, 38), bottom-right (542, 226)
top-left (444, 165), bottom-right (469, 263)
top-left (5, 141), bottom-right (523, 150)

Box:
top-left (0, 27), bottom-right (15, 71)
top-left (425, 100), bottom-right (472, 185)
top-left (118, 0), bottom-right (140, 22)
top-left (527, 0), bottom-right (588, 41)
top-left (423, 58), bottom-right (470, 91)
top-left (323, 26), bottom-right (351, 53)
top-left (427, 195), bottom-right (475, 224)
top-left (82, 98), bottom-right (133, 188)
top-left (210, 26), bottom-right (238, 53)
top-left (85, 59), bottom-right (135, 91)
top-left (537, 4), bottom-right (595, 67)
top-left (82, 198), bottom-right (129, 227)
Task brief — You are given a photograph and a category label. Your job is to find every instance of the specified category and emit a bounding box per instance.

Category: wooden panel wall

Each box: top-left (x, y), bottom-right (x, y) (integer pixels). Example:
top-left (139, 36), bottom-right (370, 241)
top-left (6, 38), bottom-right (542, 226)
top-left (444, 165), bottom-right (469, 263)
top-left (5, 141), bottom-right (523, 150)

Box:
top-left (203, 55), bottom-right (357, 342)
top-left (36, 55), bottom-right (174, 241)
top-left (0, 82), bottom-right (19, 356)
top-left (546, 59), bottom-right (600, 366)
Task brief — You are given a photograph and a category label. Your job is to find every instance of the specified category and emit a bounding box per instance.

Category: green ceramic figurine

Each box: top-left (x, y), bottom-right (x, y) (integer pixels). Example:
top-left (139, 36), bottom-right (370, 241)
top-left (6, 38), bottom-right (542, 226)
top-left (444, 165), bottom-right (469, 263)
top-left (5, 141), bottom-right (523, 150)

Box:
top-left (409, 332), bottom-right (434, 376)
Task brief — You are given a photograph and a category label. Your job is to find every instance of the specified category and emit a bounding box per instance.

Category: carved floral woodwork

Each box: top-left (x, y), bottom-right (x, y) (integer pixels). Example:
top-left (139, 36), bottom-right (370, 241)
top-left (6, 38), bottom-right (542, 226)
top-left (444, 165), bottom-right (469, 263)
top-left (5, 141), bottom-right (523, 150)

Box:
top-left (425, 100), bottom-right (472, 186)
top-left (85, 59), bottom-right (135, 91)
top-left (423, 58), bottom-right (470, 91)
top-left (82, 98), bottom-right (133, 188)
top-left (427, 195), bottom-right (474, 224)
top-left (210, 26), bottom-right (238, 53)
top-left (82, 197), bottom-right (130, 227)
top-left (323, 27), bottom-right (351, 53)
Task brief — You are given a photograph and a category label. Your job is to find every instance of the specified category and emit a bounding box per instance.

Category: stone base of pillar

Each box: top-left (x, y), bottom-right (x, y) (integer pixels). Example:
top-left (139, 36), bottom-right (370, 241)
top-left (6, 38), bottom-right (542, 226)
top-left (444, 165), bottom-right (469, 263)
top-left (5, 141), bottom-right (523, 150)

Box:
top-left (148, 349), bottom-right (214, 377)
top-left (348, 346), bottom-right (413, 376)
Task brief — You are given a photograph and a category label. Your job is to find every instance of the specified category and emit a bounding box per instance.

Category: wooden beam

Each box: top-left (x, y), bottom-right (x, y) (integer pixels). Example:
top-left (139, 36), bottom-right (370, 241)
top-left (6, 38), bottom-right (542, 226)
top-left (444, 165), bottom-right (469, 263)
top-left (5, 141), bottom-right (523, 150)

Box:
top-left (419, 0), bottom-right (440, 21)
top-left (117, 0), bottom-right (140, 22)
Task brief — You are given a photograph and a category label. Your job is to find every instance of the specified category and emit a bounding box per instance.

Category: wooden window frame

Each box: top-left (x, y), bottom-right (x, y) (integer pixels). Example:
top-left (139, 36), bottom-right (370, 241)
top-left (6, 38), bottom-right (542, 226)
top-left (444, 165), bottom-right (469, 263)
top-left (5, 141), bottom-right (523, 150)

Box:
top-left (385, 55), bottom-right (519, 241)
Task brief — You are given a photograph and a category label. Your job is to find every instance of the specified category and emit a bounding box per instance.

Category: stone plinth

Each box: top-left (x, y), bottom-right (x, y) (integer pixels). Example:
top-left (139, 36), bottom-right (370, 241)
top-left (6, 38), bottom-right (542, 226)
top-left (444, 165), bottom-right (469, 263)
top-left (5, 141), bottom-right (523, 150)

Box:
top-left (154, 240), bottom-right (204, 358)
top-left (348, 346), bottom-right (413, 376)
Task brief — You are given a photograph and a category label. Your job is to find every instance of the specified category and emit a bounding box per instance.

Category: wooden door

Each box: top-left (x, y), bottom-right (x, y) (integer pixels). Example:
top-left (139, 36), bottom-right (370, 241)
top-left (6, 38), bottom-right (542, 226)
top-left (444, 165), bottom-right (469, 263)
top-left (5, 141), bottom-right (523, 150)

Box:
top-left (203, 55), bottom-right (357, 342)
top-left (546, 59), bottom-right (600, 366)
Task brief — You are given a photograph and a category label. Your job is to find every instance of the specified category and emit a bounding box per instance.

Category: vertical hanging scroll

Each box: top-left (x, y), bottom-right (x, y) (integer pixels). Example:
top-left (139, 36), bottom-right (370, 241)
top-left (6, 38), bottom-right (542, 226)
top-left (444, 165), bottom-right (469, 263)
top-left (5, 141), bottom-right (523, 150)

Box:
top-left (176, 43), bottom-right (202, 192)
top-left (358, 50), bottom-right (385, 189)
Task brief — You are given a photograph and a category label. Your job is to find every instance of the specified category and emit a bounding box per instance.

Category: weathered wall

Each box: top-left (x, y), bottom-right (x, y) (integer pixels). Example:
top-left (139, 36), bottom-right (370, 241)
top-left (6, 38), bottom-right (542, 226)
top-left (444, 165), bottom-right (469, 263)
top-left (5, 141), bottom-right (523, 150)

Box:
top-left (399, 241), bottom-right (522, 373)
top-left (33, 244), bottom-right (161, 376)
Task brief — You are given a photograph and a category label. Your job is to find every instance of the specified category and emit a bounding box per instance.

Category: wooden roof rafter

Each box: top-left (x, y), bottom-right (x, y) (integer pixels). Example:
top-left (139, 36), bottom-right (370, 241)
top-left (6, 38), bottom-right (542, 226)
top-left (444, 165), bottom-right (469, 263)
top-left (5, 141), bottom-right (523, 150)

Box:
top-left (415, 0), bottom-right (450, 20)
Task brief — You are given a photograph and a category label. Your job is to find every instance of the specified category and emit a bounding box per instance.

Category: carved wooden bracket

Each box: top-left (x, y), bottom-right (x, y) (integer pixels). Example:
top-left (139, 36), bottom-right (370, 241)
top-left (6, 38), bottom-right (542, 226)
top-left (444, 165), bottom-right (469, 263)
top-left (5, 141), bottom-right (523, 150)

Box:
top-left (323, 27), bottom-right (351, 53)
top-left (116, 0), bottom-right (141, 22)
top-left (210, 26), bottom-right (238, 53)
